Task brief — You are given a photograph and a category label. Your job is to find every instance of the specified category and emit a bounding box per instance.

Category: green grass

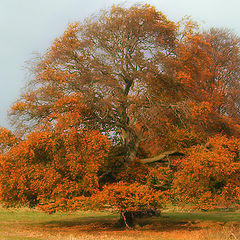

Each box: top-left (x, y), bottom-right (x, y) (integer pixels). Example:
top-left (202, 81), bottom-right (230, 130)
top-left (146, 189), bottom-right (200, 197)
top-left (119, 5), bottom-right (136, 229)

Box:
top-left (0, 207), bottom-right (117, 222)
top-left (1, 207), bottom-right (238, 224)
top-left (0, 207), bottom-right (239, 240)
top-left (162, 211), bottom-right (240, 223)
top-left (0, 208), bottom-right (119, 240)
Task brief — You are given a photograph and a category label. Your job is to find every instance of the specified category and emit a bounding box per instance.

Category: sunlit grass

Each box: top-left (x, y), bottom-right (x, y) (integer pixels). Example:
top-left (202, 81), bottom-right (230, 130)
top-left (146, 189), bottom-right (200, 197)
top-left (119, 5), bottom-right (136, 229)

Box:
top-left (0, 206), bottom-right (117, 222)
top-left (162, 210), bottom-right (240, 222)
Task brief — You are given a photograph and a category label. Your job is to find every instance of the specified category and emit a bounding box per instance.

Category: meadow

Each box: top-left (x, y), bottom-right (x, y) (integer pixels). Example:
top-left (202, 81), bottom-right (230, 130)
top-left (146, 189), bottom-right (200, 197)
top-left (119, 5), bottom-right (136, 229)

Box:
top-left (0, 207), bottom-right (239, 240)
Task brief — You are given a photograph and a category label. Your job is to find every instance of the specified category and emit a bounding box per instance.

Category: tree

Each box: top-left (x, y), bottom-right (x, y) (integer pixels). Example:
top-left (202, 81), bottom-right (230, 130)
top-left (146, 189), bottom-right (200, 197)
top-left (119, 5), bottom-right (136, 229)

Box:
top-left (2, 4), bottom-right (240, 227)
top-left (172, 26), bottom-right (240, 138)
top-left (202, 28), bottom-right (240, 120)
top-left (10, 6), bottom-right (240, 168)
top-left (9, 4), bottom-right (181, 164)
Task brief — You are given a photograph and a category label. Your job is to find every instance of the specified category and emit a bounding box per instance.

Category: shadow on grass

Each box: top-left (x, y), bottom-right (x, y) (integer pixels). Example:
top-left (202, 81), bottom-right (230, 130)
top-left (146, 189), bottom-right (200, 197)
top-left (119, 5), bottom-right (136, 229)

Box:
top-left (38, 211), bottom-right (240, 234)
top-left (39, 214), bottom-right (203, 233)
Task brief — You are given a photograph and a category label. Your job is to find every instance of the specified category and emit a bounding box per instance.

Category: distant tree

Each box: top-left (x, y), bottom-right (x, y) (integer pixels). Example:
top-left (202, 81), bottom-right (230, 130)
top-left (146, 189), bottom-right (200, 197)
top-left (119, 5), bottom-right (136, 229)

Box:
top-left (202, 28), bottom-right (240, 120)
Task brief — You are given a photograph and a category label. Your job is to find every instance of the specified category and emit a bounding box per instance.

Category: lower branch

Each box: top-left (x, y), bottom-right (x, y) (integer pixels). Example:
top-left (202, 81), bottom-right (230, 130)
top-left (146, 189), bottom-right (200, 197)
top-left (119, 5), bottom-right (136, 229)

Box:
top-left (139, 150), bottom-right (184, 164)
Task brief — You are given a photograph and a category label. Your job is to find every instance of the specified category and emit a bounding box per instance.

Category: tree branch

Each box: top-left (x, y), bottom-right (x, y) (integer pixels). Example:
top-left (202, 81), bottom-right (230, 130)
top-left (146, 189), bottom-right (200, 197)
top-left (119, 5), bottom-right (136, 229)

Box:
top-left (139, 150), bottom-right (183, 164)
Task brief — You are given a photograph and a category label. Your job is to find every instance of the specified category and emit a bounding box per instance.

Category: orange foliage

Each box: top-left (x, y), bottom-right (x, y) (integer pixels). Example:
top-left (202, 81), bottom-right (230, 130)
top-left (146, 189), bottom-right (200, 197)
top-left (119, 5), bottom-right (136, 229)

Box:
top-left (172, 135), bottom-right (240, 209)
top-left (91, 182), bottom-right (163, 213)
top-left (0, 128), bottom-right (18, 153)
top-left (0, 128), bottom-right (110, 212)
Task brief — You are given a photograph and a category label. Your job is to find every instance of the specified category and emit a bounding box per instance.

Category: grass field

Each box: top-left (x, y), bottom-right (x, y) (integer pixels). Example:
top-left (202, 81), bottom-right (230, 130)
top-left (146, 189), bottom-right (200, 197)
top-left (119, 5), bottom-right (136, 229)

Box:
top-left (0, 207), bottom-right (239, 240)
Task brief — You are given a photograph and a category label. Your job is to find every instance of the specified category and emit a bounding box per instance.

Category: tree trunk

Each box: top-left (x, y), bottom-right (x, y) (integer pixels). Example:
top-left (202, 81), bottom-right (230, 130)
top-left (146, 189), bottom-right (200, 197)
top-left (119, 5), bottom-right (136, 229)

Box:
top-left (122, 127), bottom-right (140, 163)
top-left (118, 209), bottom-right (161, 228)
top-left (119, 211), bottom-right (135, 228)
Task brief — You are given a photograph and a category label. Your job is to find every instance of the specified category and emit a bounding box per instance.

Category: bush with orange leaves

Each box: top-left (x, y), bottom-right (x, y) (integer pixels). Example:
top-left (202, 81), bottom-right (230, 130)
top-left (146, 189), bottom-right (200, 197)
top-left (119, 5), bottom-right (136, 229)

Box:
top-left (172, 135), bottom-right (240, 210)
top-left (89, 181), bottom-right (163, 227)
top-left (0, 128), bottom-right (110, 212)
top-left (92, 181), bottom-right (163, 212)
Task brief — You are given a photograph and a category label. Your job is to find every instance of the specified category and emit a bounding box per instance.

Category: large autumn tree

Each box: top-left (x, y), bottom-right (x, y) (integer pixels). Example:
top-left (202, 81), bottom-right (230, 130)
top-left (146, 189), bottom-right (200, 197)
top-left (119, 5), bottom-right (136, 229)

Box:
top-left (1, 4), bottom-right (240, 226)
top-left (9, 5), bottom-right (183, 163)
top-left (9, 5), bottom-right (240, 167)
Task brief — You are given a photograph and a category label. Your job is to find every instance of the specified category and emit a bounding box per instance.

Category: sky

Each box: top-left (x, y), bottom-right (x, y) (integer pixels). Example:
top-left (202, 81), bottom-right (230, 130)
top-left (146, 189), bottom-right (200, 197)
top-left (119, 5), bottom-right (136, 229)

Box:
top-left (0, 0), bottom-right (239, 128)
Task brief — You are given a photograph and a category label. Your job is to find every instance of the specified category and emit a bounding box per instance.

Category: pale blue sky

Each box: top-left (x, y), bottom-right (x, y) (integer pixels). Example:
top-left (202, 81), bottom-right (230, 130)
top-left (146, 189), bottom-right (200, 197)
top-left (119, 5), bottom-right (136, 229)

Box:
top-left (0, 0), bottom-right (239, 128)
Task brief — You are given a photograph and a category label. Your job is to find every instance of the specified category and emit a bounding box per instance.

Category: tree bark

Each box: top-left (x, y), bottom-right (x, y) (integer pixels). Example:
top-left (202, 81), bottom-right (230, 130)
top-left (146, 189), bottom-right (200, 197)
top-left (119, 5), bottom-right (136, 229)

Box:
top-left (121, 127), bottom-right (140, 163)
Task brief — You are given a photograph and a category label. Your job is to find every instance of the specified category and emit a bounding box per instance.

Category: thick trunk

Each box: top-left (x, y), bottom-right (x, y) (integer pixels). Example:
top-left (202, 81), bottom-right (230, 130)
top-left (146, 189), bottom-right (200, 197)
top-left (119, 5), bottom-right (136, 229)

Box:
top-left (121, 127), bottom-right (140, 163)
top-left (119, 75), bottom-right (140, 164)
top-left (126, 135), bottom-right (140, 162)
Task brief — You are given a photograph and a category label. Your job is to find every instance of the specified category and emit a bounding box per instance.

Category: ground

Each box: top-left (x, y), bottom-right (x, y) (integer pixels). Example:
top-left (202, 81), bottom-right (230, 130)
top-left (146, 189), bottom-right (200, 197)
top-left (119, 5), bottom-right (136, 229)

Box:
top-left (0, 207), bottom-right (239, 240)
